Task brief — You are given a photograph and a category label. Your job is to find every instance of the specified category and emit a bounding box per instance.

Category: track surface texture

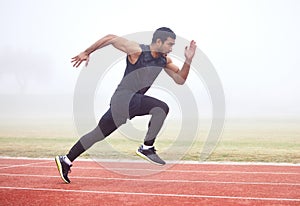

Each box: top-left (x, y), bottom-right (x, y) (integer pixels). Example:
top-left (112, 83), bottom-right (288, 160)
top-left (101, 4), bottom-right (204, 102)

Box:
top-left (0, 157), bottom-right (299, 206)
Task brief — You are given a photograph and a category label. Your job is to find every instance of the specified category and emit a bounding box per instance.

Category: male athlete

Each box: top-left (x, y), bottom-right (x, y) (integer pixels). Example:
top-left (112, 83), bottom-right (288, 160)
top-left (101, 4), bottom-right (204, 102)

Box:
top-left (55, 27), bottom-right (196, 183)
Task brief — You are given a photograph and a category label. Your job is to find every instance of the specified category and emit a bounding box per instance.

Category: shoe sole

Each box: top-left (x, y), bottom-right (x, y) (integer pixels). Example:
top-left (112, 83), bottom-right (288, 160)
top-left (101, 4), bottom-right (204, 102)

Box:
top-left (55, 156), bottom-right (70, 184)
top-left (135, 149), bottom-right (165, 166)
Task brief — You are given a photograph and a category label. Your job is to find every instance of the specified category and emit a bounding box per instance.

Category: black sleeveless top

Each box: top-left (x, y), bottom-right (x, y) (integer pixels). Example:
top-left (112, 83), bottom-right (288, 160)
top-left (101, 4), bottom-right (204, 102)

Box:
top-left (114, 44), bottom-right (167, 95)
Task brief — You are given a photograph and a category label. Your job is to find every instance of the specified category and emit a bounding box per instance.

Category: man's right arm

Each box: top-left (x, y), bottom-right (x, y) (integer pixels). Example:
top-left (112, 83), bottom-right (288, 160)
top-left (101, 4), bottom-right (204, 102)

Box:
top-left (71, 34), bottom-right (141, 68)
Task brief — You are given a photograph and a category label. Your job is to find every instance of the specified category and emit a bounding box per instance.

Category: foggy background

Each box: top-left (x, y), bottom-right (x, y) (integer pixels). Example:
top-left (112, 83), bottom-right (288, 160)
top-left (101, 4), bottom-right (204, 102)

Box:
top-left (0, 0), bottom-right (299, 137)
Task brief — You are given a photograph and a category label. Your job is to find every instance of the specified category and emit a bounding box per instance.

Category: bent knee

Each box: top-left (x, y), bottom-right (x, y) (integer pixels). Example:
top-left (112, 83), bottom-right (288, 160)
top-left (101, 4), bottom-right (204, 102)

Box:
top-left (161, 102), bottom-right (169, 115)
top-left (150, 102), bottom-right (169, 116)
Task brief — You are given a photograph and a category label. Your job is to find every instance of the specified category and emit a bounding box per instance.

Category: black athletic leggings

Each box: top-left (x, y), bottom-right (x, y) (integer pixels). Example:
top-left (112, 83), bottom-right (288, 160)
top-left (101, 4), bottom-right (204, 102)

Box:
top-left (67, 95), bottom-right (169, 162)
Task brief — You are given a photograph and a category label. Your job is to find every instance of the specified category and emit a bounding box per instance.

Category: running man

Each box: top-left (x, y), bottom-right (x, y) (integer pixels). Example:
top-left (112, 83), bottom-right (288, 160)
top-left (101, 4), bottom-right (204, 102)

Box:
top-left (55, 27), bottom-right (196, 183)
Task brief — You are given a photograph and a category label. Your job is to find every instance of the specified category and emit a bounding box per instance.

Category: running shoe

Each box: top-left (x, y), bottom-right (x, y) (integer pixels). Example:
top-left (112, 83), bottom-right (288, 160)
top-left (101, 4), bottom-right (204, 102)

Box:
top-left (136, 145), bottom-right (166, 165)
top-left (55, 155), bottom-right (72, 184)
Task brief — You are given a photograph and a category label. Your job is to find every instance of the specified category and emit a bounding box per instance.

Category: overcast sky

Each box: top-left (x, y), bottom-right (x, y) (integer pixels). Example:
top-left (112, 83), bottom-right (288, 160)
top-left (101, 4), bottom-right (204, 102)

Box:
top-left (0, 0), bottom-right (299, 119)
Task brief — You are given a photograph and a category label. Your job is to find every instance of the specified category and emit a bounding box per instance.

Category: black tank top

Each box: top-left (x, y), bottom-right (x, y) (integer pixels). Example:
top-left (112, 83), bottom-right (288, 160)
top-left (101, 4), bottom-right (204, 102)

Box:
top-left (115, 44), bottom-right (167, 95)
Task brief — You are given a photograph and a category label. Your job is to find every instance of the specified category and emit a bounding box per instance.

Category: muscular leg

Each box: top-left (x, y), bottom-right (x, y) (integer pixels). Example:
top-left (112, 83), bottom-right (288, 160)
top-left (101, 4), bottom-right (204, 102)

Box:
top-left (66, 108), bottom-right (121, 162)
top-left (66, 95), bottom-right (168, 162)
top-left (131, 95), bottom-right (169, 146)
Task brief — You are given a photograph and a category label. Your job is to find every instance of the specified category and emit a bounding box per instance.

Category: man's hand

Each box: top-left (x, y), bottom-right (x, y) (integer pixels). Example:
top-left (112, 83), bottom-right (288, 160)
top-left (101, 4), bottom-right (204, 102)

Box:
top-left (184, 40), bottom-right (197, 64)
top-left (71, 52), bottom-right (90, 68)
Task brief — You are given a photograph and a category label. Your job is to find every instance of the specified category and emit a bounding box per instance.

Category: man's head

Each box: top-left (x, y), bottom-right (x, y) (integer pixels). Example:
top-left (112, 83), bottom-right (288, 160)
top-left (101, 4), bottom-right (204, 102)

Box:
top-left (152, 27), bottom-right (176, 43)
top-left (151, 27), bottom-right (176, 54)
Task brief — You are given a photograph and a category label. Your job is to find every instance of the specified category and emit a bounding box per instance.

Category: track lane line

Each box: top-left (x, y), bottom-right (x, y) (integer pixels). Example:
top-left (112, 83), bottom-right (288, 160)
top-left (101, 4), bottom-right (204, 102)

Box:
top-left (1, 157), bottom-right (300, 166)
top-left (2, 165), bottom-right (300, 175)
top-left (1, 186), bottom-right (299, 202)
top-left (0, 161), bottom-right (51, 170)
top-left (1, 173), bottom-right (299, 186)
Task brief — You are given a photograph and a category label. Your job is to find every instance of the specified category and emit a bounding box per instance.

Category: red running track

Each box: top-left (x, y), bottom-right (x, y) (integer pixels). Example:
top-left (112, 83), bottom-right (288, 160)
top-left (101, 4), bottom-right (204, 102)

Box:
top-left (0, 157), bottom-right (299, 206)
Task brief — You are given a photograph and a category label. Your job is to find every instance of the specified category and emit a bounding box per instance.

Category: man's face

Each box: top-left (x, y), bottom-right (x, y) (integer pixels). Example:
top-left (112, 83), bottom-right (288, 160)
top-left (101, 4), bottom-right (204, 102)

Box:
top-left (158, 37), bottom-right (175, 54)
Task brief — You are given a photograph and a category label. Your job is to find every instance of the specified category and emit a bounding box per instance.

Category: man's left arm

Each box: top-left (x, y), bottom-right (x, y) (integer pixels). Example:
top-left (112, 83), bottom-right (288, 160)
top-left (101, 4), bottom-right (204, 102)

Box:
top-left (164, 40), bottom-right (196, 85)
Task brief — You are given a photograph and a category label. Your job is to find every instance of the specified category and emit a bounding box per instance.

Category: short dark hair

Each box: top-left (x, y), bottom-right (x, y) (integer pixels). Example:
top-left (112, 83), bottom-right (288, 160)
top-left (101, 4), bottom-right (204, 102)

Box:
top-left (151, 27), bottom-right (176, 44)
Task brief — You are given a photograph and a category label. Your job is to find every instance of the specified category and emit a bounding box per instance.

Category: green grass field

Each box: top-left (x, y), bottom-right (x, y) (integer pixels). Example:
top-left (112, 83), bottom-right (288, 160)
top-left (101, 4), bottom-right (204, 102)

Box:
top-left (0, 118), bottom-right (299, 163)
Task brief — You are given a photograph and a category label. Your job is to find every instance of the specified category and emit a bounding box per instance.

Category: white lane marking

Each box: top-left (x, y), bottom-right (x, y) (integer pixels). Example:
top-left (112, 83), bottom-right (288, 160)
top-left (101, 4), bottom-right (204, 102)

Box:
top-left (1, 173), bottom-right (299, 186)
top-left (0, 156), bottom-right (299, 166)
top-left (0, 161), bottom-right (51, 170)
top-left (2, 164), bottom-right (299, 175)
top-left (0, 186), bottom-right (299, 202)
